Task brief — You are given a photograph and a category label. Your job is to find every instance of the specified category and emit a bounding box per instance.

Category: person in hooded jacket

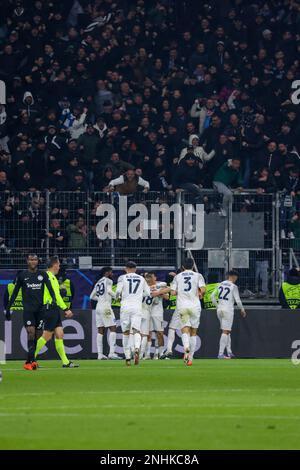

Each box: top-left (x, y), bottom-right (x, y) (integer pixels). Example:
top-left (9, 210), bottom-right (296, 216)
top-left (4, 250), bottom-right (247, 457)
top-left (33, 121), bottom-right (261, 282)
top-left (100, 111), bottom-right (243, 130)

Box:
top-left (19, 91), bottom-right (41, 122)
top-left (178, 134), bottom-right (215, 167)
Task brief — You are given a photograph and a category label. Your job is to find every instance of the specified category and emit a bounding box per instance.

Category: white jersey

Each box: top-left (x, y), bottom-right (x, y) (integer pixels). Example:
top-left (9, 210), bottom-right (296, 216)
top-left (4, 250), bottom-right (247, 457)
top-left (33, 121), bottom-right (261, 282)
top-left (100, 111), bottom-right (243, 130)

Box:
top-left (151, 282), bottom-right (167, 317)
top-left (142, 293), bottom-right (154, 318)
top-left (211, 280), bottom-right (243, 312)
top-left (171, 270), bottom-right (205, 310)
top-left (116, 273), bottom-right (150, 310)
top-left (90, 277), bottom-right (115, 309)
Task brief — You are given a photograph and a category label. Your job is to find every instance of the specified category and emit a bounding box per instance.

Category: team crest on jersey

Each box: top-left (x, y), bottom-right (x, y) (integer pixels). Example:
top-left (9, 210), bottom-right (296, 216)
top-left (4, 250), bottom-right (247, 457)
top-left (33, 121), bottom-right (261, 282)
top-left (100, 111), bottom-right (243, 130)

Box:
top-left (26, 321), bottom-right (31, 325)
top-left (38, 275), bottom-right (43, 281)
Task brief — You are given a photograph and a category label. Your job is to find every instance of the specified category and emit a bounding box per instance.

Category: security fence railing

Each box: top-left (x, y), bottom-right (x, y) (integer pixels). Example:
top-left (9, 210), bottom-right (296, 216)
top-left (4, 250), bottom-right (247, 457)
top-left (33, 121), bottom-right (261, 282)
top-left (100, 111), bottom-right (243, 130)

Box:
top-left (0, 189), bottom-right (297, 299)
top-left (181, 190), bottom-right (280, 298)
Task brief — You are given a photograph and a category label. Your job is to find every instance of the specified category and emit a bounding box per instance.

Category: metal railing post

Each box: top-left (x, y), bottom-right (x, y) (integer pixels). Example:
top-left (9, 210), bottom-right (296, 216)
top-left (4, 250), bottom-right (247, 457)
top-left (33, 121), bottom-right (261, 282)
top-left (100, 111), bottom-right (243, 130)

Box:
top-left (271, 193), bottom-right (276, 297)
top-left (110, 192), bottom-right (115, 267)
top-left (226, 193), bottom-right (233, 272)
top-left (45, 190), bottom-right (50, 262)
top-left (275, 192), bottom-right (282, 297)
top-left (86, 191), bottom-right (90, 257)
top-left (176, 191), bottom-right (183, 270)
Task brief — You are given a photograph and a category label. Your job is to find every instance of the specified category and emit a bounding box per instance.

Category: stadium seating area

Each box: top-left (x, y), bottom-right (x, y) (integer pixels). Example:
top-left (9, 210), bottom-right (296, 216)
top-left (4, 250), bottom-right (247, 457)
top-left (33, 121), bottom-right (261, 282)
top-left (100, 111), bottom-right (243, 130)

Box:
top-left (0, 0), bottom-right (300, 260)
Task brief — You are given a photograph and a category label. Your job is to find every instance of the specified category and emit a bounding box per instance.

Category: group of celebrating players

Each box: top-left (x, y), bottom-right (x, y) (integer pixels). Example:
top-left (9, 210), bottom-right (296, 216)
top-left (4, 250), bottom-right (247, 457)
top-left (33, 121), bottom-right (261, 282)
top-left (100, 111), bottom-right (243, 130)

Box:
top-left (3, 255), bottom-right (247, 369)
top-left (91, 259), bottom-right (247, 366)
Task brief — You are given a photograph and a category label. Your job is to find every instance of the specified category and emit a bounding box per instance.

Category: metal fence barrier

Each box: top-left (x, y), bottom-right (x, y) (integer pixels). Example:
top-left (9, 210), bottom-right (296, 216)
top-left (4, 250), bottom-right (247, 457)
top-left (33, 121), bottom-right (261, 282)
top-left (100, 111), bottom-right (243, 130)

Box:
top-left (0, 189), bottom-right (297, 299)
top-left (279, 190), bottom-right (300, 275)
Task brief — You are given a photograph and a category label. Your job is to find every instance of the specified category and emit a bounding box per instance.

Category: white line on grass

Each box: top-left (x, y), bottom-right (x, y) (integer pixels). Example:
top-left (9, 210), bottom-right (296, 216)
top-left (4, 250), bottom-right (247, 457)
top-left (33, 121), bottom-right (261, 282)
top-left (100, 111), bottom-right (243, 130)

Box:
top-left (1, 403), bottom-right (299, 412)
top-left (0, 412), bottom-right (299, 421)
top-left (0, 388), bottom-right (298, 399)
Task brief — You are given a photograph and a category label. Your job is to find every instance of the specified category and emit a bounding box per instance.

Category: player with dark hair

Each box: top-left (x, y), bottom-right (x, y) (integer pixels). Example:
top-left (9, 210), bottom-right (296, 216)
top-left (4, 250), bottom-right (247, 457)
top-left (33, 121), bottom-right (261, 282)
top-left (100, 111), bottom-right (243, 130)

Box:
top-left (34, 256), bottom-right (78, 368)
top-left (170, 258), bottom-right (206, 366)
top-left (90, 266), bottom-right (120, 360)
top-left (4, 254), bottom-right (57, 370)
top-left (211, 270), bottom-right (246, 359)
top-left (116, 261), bottom-right (153, 366)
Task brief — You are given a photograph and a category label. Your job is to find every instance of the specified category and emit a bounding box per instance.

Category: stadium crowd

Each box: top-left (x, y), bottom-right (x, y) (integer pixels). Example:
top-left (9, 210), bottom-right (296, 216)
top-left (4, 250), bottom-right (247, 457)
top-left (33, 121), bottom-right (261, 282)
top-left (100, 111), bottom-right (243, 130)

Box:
top-left (0, 0), bottom-right (300, 256)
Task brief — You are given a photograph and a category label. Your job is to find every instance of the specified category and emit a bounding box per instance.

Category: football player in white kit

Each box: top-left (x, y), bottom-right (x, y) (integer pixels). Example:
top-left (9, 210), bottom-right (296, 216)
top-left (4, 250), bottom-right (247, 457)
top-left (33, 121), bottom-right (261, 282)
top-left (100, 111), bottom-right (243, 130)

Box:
top-left (140, 273), bottom-right (154, 359)
top-left (171, 259), bottom-right (206, 366)
top-left (211, 270), bottom-right (246, 359)
top-left (140, 272), bottom-right (166, 359)
top-left (90, 267), bottom-right (120, 360)
top-left (146, 272), bottom-right (169, 359)
top-left (163, 271), bottom-right (180, 359)
top-left (116, 261), bottom-right (152, 366)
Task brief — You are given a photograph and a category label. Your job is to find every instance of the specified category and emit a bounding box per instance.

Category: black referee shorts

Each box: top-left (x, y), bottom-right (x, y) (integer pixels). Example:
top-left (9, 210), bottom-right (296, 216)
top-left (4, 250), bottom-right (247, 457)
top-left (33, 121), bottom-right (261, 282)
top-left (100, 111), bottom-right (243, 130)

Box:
top-left (23, 308), bottom-right (44, 330)
top-left (42, 304), bottom-right (62, 332)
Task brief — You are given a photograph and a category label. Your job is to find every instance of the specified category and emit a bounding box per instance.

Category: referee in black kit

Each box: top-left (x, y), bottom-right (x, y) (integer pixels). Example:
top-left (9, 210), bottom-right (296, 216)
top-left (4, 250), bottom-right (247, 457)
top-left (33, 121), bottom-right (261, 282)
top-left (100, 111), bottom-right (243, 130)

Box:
top-left (4, 253), bottom-right (57, 370)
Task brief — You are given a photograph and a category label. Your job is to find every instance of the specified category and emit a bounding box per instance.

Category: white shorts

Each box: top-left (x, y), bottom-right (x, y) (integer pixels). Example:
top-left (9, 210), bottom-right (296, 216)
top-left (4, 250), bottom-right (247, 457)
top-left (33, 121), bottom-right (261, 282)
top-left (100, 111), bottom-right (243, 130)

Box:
top-left (140, 315), bottom-right (151, 336)
top-left (120, 307), bottom-right (142, 333)
top-left (95, 308), bottom-right (116, 328)
top-left (169, 310), bottom-right (180, 330)
top-left (178, 306), bottom-right (201, 329)
top-left (151, 315), bottom-right (164, 332)
top-left (217, 309), bottom-right (234, 331)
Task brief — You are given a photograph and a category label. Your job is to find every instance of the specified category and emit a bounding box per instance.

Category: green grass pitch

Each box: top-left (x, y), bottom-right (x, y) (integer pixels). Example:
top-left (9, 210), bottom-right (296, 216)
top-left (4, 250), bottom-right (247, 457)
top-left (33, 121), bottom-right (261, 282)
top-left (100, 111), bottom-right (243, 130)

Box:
top-left (1, 359), bottom-right (300, 450)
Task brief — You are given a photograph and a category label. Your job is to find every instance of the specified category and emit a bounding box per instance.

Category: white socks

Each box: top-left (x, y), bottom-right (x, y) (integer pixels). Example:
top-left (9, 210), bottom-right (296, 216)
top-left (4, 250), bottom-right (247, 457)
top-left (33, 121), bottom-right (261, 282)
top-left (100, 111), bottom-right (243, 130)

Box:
top-left (97, 333), bottom-right (103, 357)
top-left (128, 333), bottom-right (134, 354)
top-left (159, 346), bottom-right (165, 357)
top-left (140, 336), bottom-right (148, 357)
top-left (122, 334), bottom-right (131, 360)
top-left (181, 332), bottom-right (190, 352)
top-left (226, 334), bottom-right (232, 355)
top-left (167, 328), bottom-right (175, 354)
top-left (219, 333), bottom-right (228, 356)
top-left (109, 331), bottom-right (116, 356)
top-left (134, 332), bottom-right (141, 351)
top-left (146, 340), bottom-right (151, 358)
top-left (190, 336), bottom-right (197, 359)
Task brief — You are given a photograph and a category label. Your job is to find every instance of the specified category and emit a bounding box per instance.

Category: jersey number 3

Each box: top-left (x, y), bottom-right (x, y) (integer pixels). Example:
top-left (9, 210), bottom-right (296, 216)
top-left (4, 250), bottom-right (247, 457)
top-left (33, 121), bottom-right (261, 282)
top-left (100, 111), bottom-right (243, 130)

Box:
top-left (184, 277), bottom-right (192, 292)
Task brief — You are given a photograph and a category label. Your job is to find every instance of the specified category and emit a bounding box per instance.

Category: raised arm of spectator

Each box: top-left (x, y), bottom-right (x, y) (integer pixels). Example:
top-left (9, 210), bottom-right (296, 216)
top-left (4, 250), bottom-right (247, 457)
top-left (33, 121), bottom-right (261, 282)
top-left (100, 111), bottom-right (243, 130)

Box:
top-left (72, 112), bottom-right (87, 129)
top-left (137, 176), bottom-right (150, 191)
top-left (190, 101), bottom-right (201, 118)
top-left (201, 148), bottom-right (215, 162)
top-left (108, 175), bottom-right (125, 191)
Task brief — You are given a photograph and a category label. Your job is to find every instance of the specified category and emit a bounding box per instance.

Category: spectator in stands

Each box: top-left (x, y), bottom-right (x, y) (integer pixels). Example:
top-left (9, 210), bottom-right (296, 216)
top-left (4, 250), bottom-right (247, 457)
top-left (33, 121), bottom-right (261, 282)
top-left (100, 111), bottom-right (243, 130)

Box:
top-left (0, 170), bottom-right (10, 192)
top-left (68, 106), bottom-right (88, 140)
top-left (190, 98), bottom-right (217, 136)
top-left (0, 105), bottom-right (9, 152)
top-left (45, 218), bottom-right (67, 254)
top-left (251, 168), bottom-right (277, 194)
top-left (173, 152), bottom-right (211, 210)
top-left (282, 167), bottom-right (300, 196)
top-left (179, 135), bottom-right (215, 167)
top-left (213, 158), bottom-right (244, 217)
top-left (108, 168), bottom-right (149, 195)
top-left (0, 0), bottom-right (299, 219)
top-left (288, 213), bottom-right (300, 248)
top-left (67, 217), bottom-right (88, 250)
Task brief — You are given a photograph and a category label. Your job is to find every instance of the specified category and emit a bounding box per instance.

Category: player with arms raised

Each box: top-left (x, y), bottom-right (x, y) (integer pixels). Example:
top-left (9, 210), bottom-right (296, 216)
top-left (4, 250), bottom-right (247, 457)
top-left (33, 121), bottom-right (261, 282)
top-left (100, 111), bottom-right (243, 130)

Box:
top-left (171, 258), bottom-right (206, 366)
top-left (211, 270), bottom-right (246, 359)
